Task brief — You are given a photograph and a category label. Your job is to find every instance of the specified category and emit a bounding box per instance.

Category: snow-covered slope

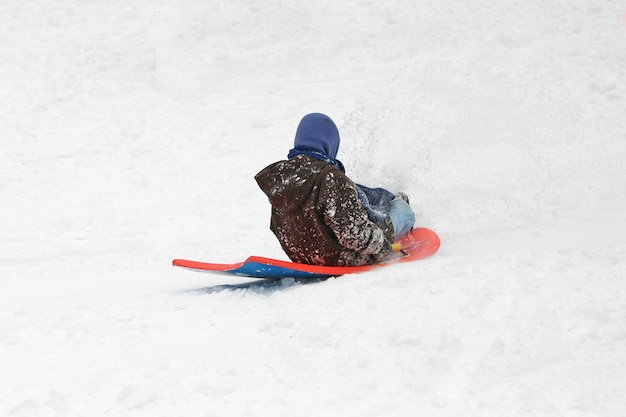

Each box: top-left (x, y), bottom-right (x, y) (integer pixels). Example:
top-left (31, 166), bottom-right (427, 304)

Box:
top-left (1, 0), bottom-right (625, 416)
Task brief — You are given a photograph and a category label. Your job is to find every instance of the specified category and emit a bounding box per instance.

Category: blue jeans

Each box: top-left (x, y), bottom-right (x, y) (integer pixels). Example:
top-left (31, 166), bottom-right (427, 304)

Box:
top-left (356, 184), bottom-right (415, 241)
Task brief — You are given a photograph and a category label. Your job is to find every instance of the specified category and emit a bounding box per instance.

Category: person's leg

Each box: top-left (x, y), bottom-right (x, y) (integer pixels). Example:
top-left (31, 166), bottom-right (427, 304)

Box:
top-left (388, 196), bottom-right (415, 241)
top-left (355, 184), bottom-right (395, 223)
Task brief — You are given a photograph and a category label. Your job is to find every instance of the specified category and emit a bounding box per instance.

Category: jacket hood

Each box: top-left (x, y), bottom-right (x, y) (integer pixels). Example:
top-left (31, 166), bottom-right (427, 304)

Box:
top-left (255, 156), bottom-right (327, 212)
top-left (291, 113), bottom-right (340, 159)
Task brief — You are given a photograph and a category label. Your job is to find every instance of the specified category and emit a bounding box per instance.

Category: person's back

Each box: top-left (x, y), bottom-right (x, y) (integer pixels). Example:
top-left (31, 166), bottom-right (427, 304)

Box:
top-left (255, 153), bottom-right (394, 266)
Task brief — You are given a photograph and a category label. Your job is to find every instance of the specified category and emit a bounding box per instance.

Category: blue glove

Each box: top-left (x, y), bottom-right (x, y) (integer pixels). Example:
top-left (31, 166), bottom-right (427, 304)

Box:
top-left (388, 197), bottom-right (415, 241)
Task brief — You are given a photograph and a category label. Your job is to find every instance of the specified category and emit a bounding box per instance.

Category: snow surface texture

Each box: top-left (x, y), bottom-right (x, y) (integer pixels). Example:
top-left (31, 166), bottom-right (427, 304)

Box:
top-left (1, 0), bottom-right (625, 416)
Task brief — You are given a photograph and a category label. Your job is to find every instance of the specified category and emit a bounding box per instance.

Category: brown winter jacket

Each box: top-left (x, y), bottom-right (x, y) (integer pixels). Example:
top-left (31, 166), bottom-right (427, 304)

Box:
top-left (255, 155), bottom-right (395, 266)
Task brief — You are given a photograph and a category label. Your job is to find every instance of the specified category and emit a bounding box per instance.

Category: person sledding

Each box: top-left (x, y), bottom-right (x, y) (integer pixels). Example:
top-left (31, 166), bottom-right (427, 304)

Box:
top-left (255, 113), bottom-right (415, 266)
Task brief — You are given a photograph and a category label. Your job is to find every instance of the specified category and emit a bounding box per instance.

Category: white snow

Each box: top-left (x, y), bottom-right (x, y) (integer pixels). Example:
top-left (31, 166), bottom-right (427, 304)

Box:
top-left (1, 0), bottom-right (625, 416)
